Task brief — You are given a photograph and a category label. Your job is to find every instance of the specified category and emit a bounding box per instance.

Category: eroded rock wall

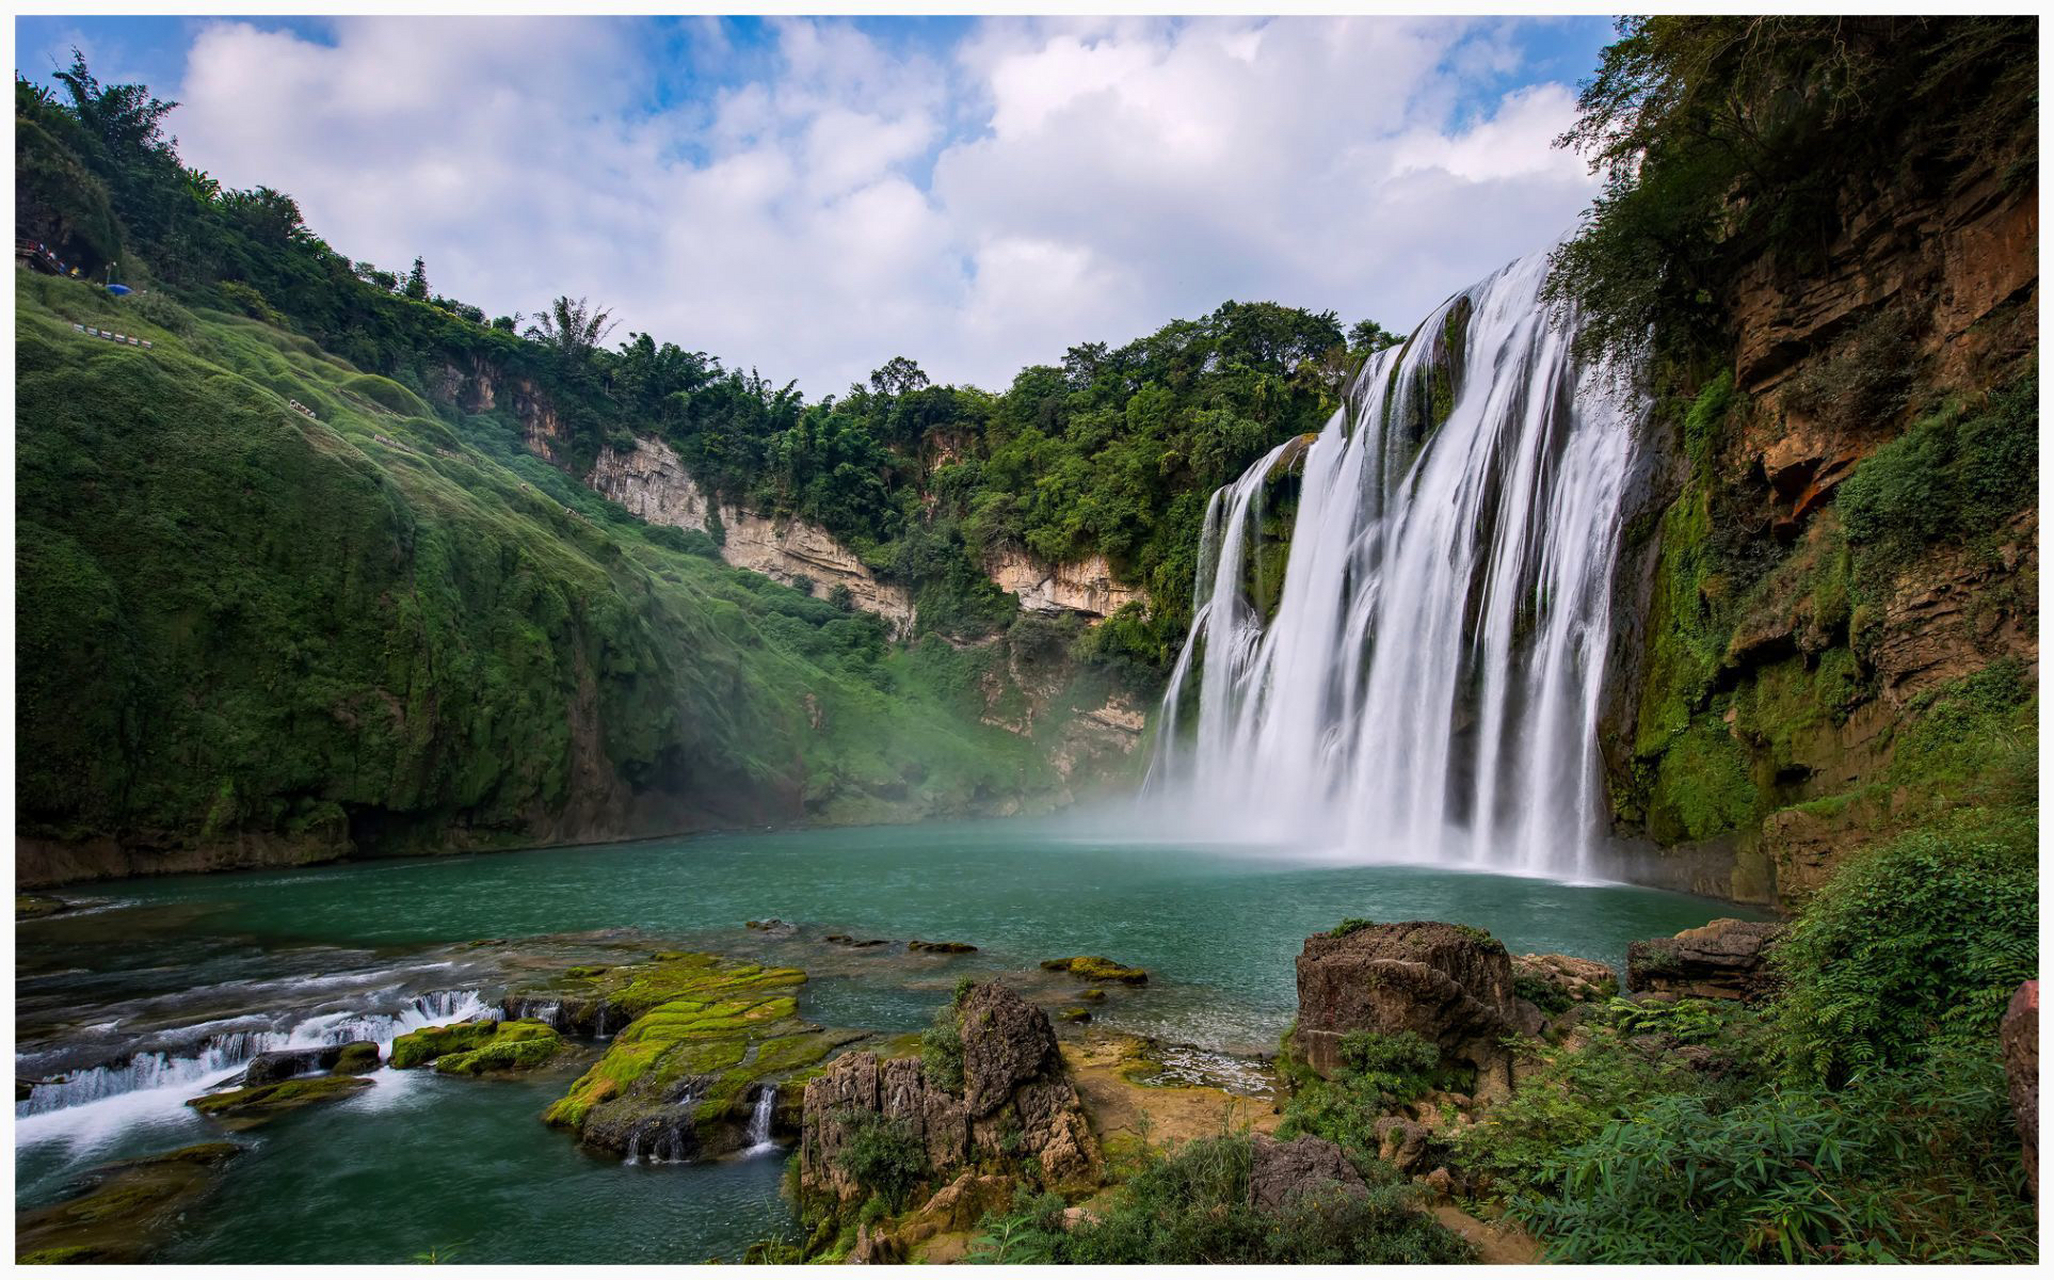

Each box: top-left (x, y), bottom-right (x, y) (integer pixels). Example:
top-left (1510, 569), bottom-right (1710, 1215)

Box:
top-left (1603, 132), bottom-right (2038, 908)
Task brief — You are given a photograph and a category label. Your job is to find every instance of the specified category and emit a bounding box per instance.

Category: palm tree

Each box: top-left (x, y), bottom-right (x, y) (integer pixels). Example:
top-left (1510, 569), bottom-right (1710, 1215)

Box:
top-left (523, 295), bottom-right (618, 359)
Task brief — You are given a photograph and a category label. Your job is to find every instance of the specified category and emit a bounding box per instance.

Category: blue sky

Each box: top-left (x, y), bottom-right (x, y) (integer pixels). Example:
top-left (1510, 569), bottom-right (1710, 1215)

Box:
top-left (15, 15), bottom-right (1616, 393)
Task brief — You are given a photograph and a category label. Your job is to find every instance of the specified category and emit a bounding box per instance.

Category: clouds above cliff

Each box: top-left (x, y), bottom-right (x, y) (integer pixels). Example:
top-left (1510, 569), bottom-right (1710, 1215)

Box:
top-left (22, 15), bottom-right (1608, 393)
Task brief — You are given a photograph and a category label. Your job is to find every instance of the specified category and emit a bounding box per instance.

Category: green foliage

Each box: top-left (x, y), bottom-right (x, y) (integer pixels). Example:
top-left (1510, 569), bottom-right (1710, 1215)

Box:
top-left (828, 1109), bottom-right (930, 1212)
top-left (919, 999), bottom-right (965, 1095)
top-left (1768, 808), bottom-right (2037, 1085)
top-left (1548, 16), bottom-right (2035, 361)
top-left (1329, 917), bottom-right (1375, 937)
top-left (1837, 371), bottom-right (2038, 582)
top-left (1513, 974), bottom-right (1572, 1015)
top-left (1509, 1048), bottom-right (2033, 1264)
top-left (971, 1134), bottom-right (1472, 1264)
top-left (1604, 996), bottom-right (1730, 1045)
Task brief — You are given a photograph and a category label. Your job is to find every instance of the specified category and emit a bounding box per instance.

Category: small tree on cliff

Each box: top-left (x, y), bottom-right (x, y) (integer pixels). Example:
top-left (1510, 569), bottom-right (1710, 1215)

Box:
top-left (403, 256), bottom-right (429, 300)
top-left (524, 295), bottom-right (619, 359)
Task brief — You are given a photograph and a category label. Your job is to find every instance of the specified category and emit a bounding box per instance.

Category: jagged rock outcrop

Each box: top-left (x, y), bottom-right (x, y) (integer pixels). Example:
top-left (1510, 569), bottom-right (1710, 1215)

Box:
top-left (586, 436), bottom-right (716, 532)
top-left (799, 982), bottom-right (1100, 1211)
top-left (986, 548), bottom-right (1145, 620)
top-left (1247, 1132), bottom-right (1369, 1212)
top-left (1625, 919), bottom-right (1786, 1000)
top-left (2002, 979), bottom-right (2038, 1199)
top-left (1293, 922), bottom-right (1521, 1100)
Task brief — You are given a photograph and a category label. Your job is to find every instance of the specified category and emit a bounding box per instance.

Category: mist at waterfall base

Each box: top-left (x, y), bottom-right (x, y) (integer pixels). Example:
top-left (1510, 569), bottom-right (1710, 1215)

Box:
top-left (1142, 251), bottom-right (1641, 882)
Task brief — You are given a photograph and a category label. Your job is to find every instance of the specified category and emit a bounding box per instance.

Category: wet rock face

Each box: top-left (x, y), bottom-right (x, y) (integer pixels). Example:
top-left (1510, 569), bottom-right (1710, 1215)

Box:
top-left (1625, 919), bottom-right (1787, 1001)
top-left (2002, 979), bottom-right (2038, 1198)
top-left (799, 983), bottom-right (1100, 1210)
top-left (242, 1039), bottom-right (384, 1086)
top-left (1293, 922), bottom-right (1518, 1096)
top-left (1247, 1133), bottom-right (1369, 1214)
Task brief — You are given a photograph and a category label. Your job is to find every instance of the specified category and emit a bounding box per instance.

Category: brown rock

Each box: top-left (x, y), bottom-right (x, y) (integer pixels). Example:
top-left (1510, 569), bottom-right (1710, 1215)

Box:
top-left (1374, 1116), bottom-right (1430, 1174)
top-left (1625, 919), bottom-right (1787, 1000)
top-left (1247, 1133), bottom-right (1369, 1214)
top-left (1421, 1166), bottom-right (1456, 1203)
top-left (960, 983), bottom-right (1061, 1117)
top-left (2002, 979), bottom-right (2038, 1200)
top-left (1512, 953), bottom-right (1619, 1005)
top-left (1293, 921), bottom-right (1517, 1098)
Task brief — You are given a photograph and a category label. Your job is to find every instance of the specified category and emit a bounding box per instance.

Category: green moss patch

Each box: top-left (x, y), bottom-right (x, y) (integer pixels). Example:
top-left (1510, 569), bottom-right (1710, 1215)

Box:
top-left (1038, 956), bottom-right (1148, 985)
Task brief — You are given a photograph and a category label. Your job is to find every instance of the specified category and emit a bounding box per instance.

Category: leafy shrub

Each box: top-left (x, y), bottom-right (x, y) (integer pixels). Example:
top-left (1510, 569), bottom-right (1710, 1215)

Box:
top-left (1509, 1047), bottom-right (2033, 1264)
top-left (970, 1135), bottom-right (1473, 1264)
top-left (1329, 917), bottom-right (1375, 937)
top-left (1513, 973), bottom-right (1572, 1015)
top-left (218, 280), bottom-right (285, 326)
top-left (1605, 996), bottom-right (1731, 1045)
top-left (828, 1110), bottom-right (929, 1211)
top-left (1837, 372), bottom-right (2038, 581)
top-left (920, 1002), bottom-right (965, 1095)
top-left (1769, 809), bottom-right (2037, 1085)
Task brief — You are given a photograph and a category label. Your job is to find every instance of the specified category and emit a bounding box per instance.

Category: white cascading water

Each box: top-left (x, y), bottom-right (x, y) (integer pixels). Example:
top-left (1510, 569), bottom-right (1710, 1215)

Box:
top-left (15, 989), bottom-right (499, 1147)
top-left (743, 1084), bottom-right (778, 1155)
top-left (1148, 250), bottom-right (1639, 879)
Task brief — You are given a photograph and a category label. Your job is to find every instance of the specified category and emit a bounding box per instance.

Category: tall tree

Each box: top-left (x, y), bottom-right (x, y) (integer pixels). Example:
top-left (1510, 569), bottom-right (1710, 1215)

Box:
top-left (403, 256), bottom-right (429, 301)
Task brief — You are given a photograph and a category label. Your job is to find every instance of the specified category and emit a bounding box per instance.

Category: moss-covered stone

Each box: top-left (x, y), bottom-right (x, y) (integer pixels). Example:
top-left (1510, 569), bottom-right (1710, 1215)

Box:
top-left (539, 951), bottom-right (863, 1158)
top-left (430, 1021), bottom-right (564, 1075)
top-left (15, 1143), bottom-right (243, 1264)
top-left (1040, 956), bottom-right (1148, 985)
top-left (16, 893), bottom-right (67, 919)
top-left (390, 1019), bottom-right (503, 1069)
top-left (329, 1040), bottom-right (381, 1075)
top-left (186, 1075), bottom-right (372, 1130)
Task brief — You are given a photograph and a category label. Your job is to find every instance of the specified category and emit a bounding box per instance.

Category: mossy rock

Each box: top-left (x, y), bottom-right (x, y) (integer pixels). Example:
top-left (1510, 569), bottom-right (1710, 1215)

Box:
top-left (502, 951), bottom-right (808, 1037)
top-left (16, 893), bottom-right (67, 920)
top-left (908, 940), bottom-right (977, 954)
top-left (15, 1143), bottom-right (244, 1264)
top-left (1057, 1007), bottom-right (1093, 1023)
top-left (539, 952), bottom-right (869, 1158)
top-left (430, 1021), bottom-right (564, 1075)
top-left (1079, 988), bottom-right (1107, 1002)
top-left (390, 1019), bottom-right (503, 1069)
top-left (186, 1075), bottom-right (372, 1130)
top-left (1040, 956), bottom-right (1148, 985)
top-left (329, 1040), bottom-right (381, 1075)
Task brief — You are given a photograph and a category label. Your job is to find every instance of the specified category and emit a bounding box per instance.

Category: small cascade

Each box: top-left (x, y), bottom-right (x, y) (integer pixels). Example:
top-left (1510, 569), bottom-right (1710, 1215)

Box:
top-left (501, 997), bottom-right (568, 1032)
top-left (742, 1084), bottom-right (778, 1155)
top-left (1147, 249), bottom-right (1642, 879)
top-left (621, 1090), bottom-right (701, 1167)
top-left (16, 989), bottom-right (497, 1121)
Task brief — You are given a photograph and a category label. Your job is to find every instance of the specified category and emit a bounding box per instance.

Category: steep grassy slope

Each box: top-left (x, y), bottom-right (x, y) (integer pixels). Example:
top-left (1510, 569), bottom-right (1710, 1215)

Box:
top-left (17, 274), bottom-right (1125, 882)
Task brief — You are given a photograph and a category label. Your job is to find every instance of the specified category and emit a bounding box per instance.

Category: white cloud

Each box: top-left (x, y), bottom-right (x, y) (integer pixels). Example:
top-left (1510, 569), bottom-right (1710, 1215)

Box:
top-left (167, 15), bottom-right (1599, 395)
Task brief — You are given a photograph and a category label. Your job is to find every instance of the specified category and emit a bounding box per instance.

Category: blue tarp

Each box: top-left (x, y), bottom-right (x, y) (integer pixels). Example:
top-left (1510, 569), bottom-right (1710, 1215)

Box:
top-left (106, 283), bottom-right (132, 296)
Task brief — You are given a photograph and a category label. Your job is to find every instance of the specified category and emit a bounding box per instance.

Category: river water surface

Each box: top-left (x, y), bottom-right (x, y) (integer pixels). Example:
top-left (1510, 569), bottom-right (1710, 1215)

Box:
top-left (16, 816), bottom-right (1751, 1263)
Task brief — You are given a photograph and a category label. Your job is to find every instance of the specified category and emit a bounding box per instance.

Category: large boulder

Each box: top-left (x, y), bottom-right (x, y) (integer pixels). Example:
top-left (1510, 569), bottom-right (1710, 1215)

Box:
top-left (1625, 919), bottom-right (1786, 1000)
top-left (2002, 979), bottom-right (2037, 1199)
top-left (1248, 1133), bottom-right (1369, 1214)
top-left (1293, 922), bottom-right (1519, 1098)
top-left (799, 983), bottom-right (1100, 1211)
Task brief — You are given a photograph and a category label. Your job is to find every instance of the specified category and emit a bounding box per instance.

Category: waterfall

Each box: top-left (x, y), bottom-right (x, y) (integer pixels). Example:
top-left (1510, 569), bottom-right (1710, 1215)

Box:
top-left (743, 1084), bottom-right (778, 1155)
top-left (1148, 250), bottom-right (1640, 879)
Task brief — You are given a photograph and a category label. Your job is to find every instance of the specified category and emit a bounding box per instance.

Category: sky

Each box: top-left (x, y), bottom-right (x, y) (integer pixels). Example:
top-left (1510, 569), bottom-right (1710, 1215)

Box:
top-left (16, 14), bottom-right (1615, 396)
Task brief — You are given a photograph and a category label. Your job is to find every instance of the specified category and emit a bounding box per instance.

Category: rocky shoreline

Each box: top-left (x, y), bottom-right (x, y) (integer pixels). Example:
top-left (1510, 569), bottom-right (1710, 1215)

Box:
top-left (16, 912), bottom-right (2036, 1265)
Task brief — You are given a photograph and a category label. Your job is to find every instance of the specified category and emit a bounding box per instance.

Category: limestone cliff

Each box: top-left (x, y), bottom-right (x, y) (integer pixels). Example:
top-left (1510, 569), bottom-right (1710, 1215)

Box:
top-left (581, 435), bottom-right (918, 636)
top-left (985, 548), bottom-right (1146, 620)
top-left (1602, 140), bottom-right (2038, 907)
